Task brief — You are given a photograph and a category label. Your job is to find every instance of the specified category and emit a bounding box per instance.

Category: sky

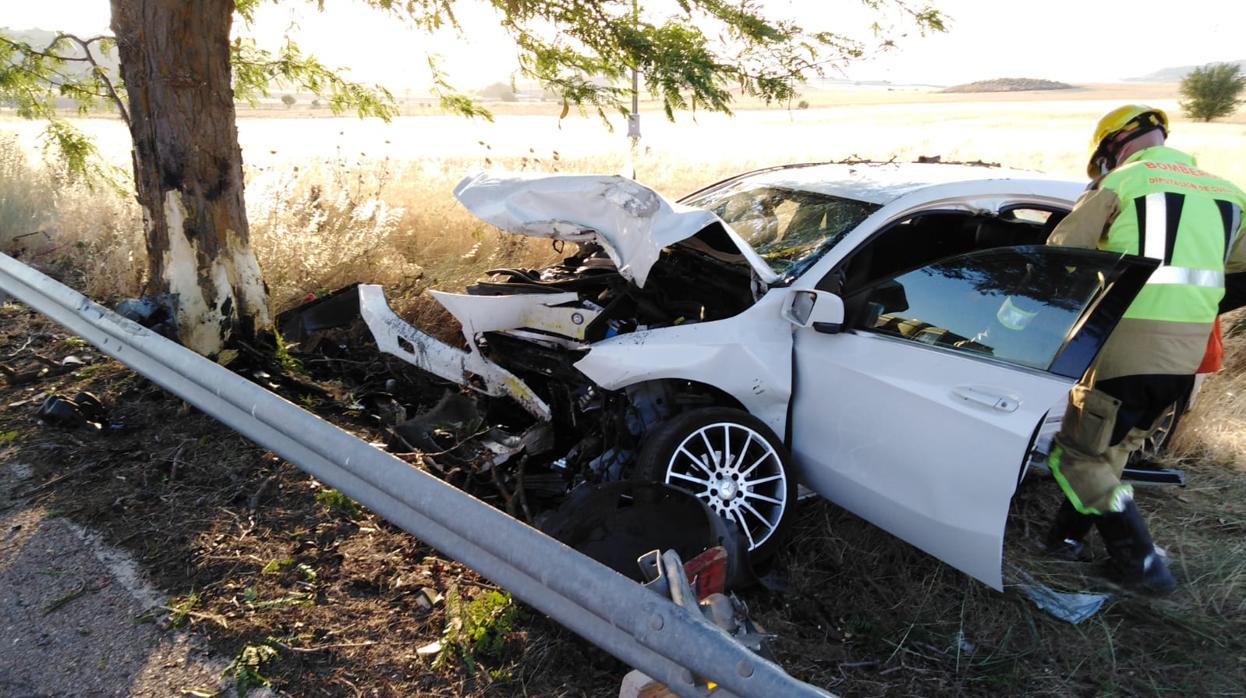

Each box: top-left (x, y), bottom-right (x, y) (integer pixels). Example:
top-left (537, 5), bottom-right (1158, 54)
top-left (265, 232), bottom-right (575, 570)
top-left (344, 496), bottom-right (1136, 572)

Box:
top-left (3, 0), bottom-right (1244, 89)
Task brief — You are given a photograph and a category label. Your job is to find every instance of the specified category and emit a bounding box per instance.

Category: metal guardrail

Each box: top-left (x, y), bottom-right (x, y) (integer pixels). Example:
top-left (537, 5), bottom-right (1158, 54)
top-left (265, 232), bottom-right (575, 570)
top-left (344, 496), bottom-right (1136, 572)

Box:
top-left (0, 253), bottom-right (832, 698)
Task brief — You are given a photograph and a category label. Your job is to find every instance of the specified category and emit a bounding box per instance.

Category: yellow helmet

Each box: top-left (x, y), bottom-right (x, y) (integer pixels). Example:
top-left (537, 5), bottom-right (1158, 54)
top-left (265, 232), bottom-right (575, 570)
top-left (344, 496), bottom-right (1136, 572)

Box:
top-left (1086, 105), bottom-right (1169, 178)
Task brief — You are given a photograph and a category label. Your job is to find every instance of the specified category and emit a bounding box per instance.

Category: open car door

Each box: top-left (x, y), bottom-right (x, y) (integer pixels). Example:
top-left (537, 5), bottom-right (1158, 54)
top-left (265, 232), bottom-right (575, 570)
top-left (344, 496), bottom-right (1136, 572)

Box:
top-left (788, 246), bottom-right (1157, 589)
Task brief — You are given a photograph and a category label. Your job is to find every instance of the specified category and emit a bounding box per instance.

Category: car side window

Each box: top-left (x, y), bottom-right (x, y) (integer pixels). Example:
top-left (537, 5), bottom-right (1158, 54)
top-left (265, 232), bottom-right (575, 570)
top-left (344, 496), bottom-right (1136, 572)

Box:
top-left (848, 246), bottom-right (1111, 371)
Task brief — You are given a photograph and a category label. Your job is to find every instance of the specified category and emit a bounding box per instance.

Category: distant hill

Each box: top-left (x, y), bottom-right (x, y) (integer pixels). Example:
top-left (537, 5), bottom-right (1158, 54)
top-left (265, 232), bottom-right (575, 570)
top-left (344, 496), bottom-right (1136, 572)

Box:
top-left (1128, 60), bottom-right (1246, 83)
top-left (941, 78), bottom-right (1074, 93)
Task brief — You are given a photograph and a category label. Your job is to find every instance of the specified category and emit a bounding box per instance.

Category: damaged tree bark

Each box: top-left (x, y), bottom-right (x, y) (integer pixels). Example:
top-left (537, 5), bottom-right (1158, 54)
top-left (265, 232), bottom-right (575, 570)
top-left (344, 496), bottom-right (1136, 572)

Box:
top-left (110, 0), bottom-right (270, 356)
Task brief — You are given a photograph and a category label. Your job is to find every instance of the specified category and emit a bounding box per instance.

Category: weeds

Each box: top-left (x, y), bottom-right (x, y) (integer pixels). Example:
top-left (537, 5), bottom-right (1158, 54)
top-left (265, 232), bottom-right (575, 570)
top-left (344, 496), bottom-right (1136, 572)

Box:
top-left (248, 154), bottom-right (417, 311)
top-left (272, 331), bottom-right (304, 375)
top-left (243, 586), bottom-right (314, 610)
top-left (436, 588), bottom-right (521, 676)
top-left (223, 643), bottom-right (279, 697)
top-left (168, 591), bottom-right (201, 628)
top-left (315, 487), bottom-right (361, 518)
top-left (260, 557), bottom-right (317, 581)
top-left (0, 136), bottom-right (57, 249)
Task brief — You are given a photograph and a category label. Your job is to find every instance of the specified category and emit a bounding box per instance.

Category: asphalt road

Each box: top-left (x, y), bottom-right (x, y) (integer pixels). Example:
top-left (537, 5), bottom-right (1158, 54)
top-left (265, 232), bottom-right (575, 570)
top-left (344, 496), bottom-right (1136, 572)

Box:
top-left (0, 457), bottom-right (236, 697)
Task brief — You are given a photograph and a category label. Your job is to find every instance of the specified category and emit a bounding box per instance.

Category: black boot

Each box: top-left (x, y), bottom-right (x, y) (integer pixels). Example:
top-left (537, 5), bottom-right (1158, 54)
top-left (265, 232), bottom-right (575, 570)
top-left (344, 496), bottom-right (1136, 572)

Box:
top-left (1045, 499), bottom-right (1095, 560)
top-left (1094, 499), bottom-right (1176, 595)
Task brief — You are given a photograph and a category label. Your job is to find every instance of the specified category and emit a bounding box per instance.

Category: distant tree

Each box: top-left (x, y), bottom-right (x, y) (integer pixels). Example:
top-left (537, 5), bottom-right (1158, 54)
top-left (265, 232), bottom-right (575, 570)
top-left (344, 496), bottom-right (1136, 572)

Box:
top-left (797, 99), bottom-right (810, 109)
top-left (311, 98), bottom-right (321, 108)
top-left (480, 81), bottom-right (518, 102)
top-left (281, 94), bottom-right (297, 107)
top-left (1180, 63), bottom-right (1246, 122)
top-left (2, 0), bottom-right (946, 357)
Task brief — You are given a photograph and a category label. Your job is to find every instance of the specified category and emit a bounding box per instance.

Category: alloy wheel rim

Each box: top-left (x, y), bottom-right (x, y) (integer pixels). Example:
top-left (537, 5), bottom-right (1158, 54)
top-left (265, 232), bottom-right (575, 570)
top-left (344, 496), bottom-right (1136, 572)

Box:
top-left (663, 422), bottom-right (787, 551)
top-left (1138, 403), bottom-right (1179, 460)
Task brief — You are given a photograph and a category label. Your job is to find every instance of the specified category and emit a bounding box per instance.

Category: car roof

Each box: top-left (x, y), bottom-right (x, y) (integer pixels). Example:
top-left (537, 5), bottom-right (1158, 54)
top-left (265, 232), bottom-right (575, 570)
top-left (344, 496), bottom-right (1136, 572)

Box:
top-left (698, 162), bottom-right (1084, 206)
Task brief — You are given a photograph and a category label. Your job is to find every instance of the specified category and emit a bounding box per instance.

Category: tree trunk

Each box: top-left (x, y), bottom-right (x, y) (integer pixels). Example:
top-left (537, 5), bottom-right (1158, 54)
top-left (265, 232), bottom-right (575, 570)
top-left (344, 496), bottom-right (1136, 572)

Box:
top-left (110, 0), bottom-right (270, 356)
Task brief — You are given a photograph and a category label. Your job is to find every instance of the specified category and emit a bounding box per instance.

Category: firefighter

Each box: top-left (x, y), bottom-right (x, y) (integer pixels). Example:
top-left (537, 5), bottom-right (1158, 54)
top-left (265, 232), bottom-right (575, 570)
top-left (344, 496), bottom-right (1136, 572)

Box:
top-left (1044, 105), bottom-right (1246, 594)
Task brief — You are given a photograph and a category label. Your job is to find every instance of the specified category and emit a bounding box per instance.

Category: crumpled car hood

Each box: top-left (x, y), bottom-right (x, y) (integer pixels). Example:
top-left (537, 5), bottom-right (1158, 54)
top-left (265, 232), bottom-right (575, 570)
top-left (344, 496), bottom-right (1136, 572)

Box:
top-left (454, 172), bottom-right (778, 287)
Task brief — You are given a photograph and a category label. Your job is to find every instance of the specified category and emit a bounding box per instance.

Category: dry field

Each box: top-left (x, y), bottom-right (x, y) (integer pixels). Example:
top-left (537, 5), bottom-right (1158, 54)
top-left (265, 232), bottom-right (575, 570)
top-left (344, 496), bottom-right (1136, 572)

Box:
top-left (2, 84), bottom-right (1246, 695)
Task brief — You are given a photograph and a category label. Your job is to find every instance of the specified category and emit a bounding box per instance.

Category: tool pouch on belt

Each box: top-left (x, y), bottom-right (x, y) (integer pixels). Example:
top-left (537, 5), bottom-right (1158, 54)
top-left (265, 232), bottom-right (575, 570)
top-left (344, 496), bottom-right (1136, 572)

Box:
top-left (1062, 385), bottom-right (1121, 456)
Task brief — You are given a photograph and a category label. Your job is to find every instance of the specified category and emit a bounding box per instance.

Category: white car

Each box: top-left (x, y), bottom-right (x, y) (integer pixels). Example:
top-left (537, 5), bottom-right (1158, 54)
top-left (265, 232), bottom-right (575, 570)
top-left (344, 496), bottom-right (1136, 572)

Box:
top-left (350, 163), bottom-right (1159, 589)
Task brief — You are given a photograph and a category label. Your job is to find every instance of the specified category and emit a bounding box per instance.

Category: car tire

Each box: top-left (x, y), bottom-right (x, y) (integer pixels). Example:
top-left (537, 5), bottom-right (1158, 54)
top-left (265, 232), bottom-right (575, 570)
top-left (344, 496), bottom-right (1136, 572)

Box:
top-left (633, 407), bottom-right (797, 561)
top-left (1127, 397), bottom-right (1187, 466)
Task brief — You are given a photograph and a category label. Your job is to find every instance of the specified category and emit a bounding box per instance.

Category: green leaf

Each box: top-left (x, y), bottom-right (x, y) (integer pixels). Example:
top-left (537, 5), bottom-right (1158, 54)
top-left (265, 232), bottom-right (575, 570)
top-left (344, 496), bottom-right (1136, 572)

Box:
top-left (230, 37), bottom-right (398, 121)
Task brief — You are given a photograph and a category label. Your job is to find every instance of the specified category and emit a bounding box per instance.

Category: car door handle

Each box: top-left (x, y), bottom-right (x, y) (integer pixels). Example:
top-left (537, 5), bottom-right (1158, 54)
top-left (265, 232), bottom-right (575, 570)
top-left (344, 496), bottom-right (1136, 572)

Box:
top-left (952, 387), bottom-right (1021, 413)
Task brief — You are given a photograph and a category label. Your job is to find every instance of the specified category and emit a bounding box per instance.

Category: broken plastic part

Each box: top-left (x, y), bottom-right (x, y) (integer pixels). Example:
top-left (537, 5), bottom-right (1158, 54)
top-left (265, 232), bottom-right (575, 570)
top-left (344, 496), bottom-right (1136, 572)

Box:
top-left (1008, 565), bottom-right (1110, 624)
top-left (35, 392), bottom-right (110, 431)
top-left (431, 289), bottom-right (601, 342)
top-left (115, 294), bottom-right (178, 340)
top-left (388, 392), bottom-right (483, 454)
top-left (357, 284), bottom-right (552, 420)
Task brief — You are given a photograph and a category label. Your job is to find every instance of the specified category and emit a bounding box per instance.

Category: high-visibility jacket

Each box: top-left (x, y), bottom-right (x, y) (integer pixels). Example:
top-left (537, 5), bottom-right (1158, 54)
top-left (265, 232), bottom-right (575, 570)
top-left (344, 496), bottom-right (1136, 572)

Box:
top-left (1096, 146), bottom-right (1245, 325)
top-left (1048, 146), bottom-right (1246, 380)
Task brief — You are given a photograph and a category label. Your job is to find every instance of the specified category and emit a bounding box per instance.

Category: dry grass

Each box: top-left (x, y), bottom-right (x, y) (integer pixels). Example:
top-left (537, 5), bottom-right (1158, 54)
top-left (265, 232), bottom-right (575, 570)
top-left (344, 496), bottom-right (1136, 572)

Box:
top-left (1170, 312), bottom-right (1246, 467)
top-left (244, 148), bottom-right (755, 323)
top-left (0, 135), bottom-right (144, 299)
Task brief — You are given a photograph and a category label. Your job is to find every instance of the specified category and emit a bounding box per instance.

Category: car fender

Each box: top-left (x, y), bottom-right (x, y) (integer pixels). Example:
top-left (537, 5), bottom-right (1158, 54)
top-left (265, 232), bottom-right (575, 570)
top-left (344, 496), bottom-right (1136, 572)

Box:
top-left (574, 291), bottom-right (794, 435)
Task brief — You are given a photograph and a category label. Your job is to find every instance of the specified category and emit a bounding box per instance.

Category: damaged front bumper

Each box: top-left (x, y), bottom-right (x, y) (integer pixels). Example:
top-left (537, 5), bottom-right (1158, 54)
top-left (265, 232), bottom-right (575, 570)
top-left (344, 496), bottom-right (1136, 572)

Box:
top-left (278, 283), bottom-right (609, 423)
top-left (359, 284), bottom-right (568, 421)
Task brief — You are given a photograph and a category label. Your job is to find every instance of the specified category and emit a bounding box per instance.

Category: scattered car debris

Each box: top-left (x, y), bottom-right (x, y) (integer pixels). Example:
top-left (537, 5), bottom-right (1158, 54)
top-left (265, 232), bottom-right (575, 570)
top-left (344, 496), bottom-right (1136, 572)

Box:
top-left (0, 347), bottom-right (93, 387)
top-left (414, 587), bottom-right (443, 612)
top-left (1008, 566), bottom-right (1111, 625)
top-left (620, 547), bottom-right (776, 697)
top-left (415, 640), bottom-right (443, 657)
top-left (36, 392), bottom-right (113, 431)
top-left (1121, 463), bottom-right (1187, 486)
top-left (114, 294), bottom-right (178, 339)
top-left (276, 284), bottom-right (372, 351)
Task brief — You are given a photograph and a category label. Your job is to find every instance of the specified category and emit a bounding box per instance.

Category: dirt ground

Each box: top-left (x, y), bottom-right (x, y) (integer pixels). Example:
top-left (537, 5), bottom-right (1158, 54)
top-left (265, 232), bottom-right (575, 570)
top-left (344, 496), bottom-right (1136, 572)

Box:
top-left (1, 299), bottom-right (1245, 697)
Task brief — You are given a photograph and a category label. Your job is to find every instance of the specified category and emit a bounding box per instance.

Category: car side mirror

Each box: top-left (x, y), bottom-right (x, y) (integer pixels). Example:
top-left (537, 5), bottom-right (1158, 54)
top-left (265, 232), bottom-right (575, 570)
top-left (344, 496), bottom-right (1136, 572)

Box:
top-left (781, 289), bottom-right (845, 334)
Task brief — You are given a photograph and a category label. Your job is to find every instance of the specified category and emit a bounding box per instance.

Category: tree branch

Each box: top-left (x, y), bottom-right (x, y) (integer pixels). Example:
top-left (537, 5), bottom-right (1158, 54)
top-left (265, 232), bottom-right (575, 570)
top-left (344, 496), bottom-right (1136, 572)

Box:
top-left (62, 34), bottom-right (130, 128)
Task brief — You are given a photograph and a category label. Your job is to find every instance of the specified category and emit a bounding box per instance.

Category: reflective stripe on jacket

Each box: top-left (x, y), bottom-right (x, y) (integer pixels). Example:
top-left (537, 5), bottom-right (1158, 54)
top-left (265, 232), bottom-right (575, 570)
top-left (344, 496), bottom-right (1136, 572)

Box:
top-left (1097, 146), bottom-right (1246, 324)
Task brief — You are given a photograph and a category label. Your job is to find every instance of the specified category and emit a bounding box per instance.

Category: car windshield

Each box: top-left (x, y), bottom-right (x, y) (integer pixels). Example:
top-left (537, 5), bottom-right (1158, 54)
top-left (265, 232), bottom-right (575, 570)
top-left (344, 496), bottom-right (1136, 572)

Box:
top-left (684, 183), bottom-right (880, 277)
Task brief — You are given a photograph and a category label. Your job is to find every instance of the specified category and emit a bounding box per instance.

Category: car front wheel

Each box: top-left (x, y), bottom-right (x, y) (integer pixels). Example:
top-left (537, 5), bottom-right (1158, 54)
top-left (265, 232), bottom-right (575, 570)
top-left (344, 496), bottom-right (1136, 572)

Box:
top-left (634, 407), bottom-right (797, 560)
top-left (1127, 397), bottom-right (1186, 466)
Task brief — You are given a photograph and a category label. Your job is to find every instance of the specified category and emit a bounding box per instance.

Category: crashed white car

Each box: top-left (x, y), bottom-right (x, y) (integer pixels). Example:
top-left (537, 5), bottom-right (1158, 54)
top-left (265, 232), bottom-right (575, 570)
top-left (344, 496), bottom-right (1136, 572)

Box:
top-left (354, 163), bottom-right (1158, 589)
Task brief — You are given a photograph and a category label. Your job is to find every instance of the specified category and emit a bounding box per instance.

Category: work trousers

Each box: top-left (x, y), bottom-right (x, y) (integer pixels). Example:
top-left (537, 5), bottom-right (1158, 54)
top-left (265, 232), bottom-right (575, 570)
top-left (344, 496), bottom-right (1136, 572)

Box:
top-left (1047, 373), bottom-right (1195, 514)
